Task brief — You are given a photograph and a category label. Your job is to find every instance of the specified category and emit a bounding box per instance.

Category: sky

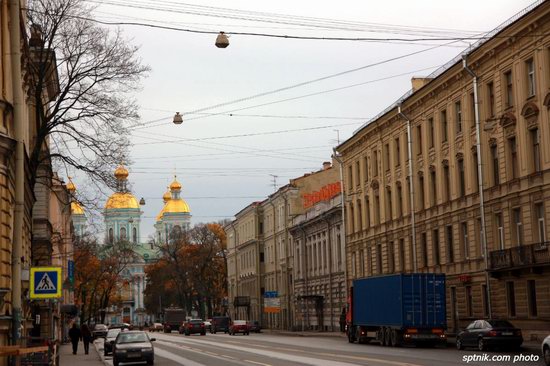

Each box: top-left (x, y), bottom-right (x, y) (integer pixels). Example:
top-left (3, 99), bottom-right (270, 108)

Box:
top-left (79, 0), bottom-right (537, 241)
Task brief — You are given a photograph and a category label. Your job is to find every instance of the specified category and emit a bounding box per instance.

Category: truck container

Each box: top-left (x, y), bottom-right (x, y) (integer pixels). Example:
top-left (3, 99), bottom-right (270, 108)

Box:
top-left (346, 273), bottom-right (446, 347)
top-left (163, 308), bottom-right (187, 333)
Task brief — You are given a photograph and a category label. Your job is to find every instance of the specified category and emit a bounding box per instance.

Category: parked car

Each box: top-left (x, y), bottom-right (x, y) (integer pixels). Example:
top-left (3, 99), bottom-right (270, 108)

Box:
top-left (149, 323), bottom-right (163, 332)
top-left (109, 323), bottom-right (130, 330)
top-left (229, 320), bottom-right (250, 336)
top-left (456, 320), bottom-right (522, 351)
top-left (542, 335), bottom-right (550, 366)
top-left (103, 328), bottom-right (122, 356)
top-left (179, 319), bottom-right (206, 336)
top-left (113, 330), bottom-right (155, 366)
top-left (92, 324), bottom-right (108, 340)
top-left (211, 316), bottom-right (230, 334)
top-left (248, 320), bottom-right (261, 333)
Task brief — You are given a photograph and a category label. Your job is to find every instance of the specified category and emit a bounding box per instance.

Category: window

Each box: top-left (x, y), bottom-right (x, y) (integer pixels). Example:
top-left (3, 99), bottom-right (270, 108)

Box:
top-left (512, 208), bottom-right (523, 245)
top-left (348, 166), bottom-right (353, 189)
top-left (535, 203), bottom-right (546, 242)
top-left (458, 158), bottom-right (465, 197)
top-left (351, 252), bottom-right (356, 278)
top-left (476, 218), bottom-right (483, 258)
top-left (508, 137), bottom-right (518, 179)
top-left (421, 232), bottom-right (428, 267)
top-left (388, 241), bottom-right (395, 273)
top-left (133, 227), bottom-right (137, 243)
top-left (466, 286), bottom-right (473, 317)
top-left (441, 110), bottom-right (448, 142)
top-left (374, 193), bottom-right (380, 225)
top-left (487, 82), bottom-right (495, 117)
top-left (120, 227), bottom-right (127, 240)
top-left (491, 144), bottom-right (499, 186)
top-left (473, 152), bottom-right (479, 192)
top-left (367, 248), bottom-right (373, 276)
top-left (386, 187), bottom-right (393, 221)
top-left (355, 161), bottom-right (361, 186)
top-left (528, 280), bottom-right (538, 317)
top-left (470, 93), bottom-right (475, 129)
top-left (526, 58), bottom-right (536, 97)
top-left (384, 143), bottom-right (390, 172)
top-left (505, 70), bottom-right (513, 108)
top-left (418, 174), bottom-right (425, 210)
top-left (396, 184), bottom-right (403, 218)
top-left (461, 222), bottom-right (469, 259)
top-left (443, 163), bottom-right (450, 202)
top-left (363, 156), bottom-right (369, 181)
top-left (430, 169), bottom-right (437, 206)
top-left (349, 203), bottom-right (355, 233)
top-left (357, 199), bottom-right (363, 232)
top-left (376, 243), bottom-right (383, 274)
top-left (109, 228), bottom-right (114, 243)
top-left (531, 128), bottom-right (541, 173)
top-left (446, 225), bottom-right (454, 263)
top-left (433, 229), bottom-right (440, 265)
top-left (455, 101), bottom-right (462, 133)
top-left (373, 150), bottom-right (379, 176)
top-left (399, 238), bottom-right (405, 271)
top-left (428, 117), bottom-right (434, 148)
top-left (359, 249), bottom-right (365, 277)
top-left (395, 137), bottom-right (400, 167)
top-left (482, 284), bottom-right (489, 317)
top-left (417, 125), bottom-right (423, 155)
top-left (496, 213), bottom-right (505, 250)
top-left (506, 281), bottom-right (516, 317)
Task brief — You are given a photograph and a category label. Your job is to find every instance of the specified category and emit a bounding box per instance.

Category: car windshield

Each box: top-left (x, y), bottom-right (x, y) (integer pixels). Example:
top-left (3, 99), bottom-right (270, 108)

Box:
top-left (106, 329), bottom-right (121, 338)
top-left (234, 320), bottom-right (247, 325)
top-left (488, 320), bottom-right (515, 328)
top-left (190, 320), bottom-right (203, 324)
top-left (117, 332), bottom-right (149, 344)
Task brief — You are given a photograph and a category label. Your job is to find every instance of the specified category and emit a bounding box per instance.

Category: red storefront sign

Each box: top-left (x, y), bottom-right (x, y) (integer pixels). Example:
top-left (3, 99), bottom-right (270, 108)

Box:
top-left (302, 182), bottom-right (341, 209)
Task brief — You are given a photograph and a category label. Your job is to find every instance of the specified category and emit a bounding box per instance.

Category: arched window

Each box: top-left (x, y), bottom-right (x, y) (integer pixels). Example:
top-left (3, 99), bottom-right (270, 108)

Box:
top-left (133, 227), bottom-right (137, 243)
top-left (120, 227), bottom-right (127, 240)
top-left (109, 228), bottom-right (114, 243)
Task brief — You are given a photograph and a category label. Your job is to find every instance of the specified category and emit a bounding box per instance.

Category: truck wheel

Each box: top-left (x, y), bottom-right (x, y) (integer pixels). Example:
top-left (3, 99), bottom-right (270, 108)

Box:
top-left (391, 330), bottom-right (401, 347)
top-left (347, 329), bottom-right (356, 343)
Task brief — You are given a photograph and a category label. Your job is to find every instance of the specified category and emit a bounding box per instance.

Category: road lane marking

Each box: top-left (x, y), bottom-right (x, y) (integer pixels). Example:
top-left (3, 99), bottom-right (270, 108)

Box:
top-left (245, 360), bottom-right (273, 366)
top-left (156, 339), bottom-right (241, 364)
top-left (153, 347), bottom-right (206, 366)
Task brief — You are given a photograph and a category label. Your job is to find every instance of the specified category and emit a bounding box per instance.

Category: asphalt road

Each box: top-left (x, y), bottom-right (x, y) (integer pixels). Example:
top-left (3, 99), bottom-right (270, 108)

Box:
top-left (96, 331), bottom-right (545, 366)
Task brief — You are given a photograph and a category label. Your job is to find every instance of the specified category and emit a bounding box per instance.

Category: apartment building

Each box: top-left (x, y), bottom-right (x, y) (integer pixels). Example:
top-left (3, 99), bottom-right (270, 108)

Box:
top-left (336, 0), bottom-right (550, 339)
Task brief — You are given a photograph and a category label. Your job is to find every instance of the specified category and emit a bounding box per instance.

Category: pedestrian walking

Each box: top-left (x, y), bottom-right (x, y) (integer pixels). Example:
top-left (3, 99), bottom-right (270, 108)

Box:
top-left (68, 323), bottom-right (81, 355)
top-left (81, 323), bottom-right (92, 355)
top-left (339, 308), bottom-right (346, 333)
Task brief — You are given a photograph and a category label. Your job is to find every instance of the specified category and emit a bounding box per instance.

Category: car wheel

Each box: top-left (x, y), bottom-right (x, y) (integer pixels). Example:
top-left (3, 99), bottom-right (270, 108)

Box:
top-left (113, 357), bottom-right (119, 366)
top-left (478, 337), bottom-right (485, 351)
top-left (147, 359), bottom-right (154, 365)
top-left (201, 332), bottom-right (206, 336)
top-left (544, 346), bottom-right (550, 366)
top-left (104, 349), bottom-right (108, 356)
top-left (456, 337), bottom-right (463, 350)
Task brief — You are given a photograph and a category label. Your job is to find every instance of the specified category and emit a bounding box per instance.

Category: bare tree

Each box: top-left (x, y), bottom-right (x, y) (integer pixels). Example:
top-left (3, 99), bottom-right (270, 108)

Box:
top-left (26, 0), bottom-right (149, 193)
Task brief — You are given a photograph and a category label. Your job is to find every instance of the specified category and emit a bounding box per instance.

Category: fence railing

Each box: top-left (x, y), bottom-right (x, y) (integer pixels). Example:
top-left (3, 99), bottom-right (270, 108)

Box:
top-left (489, 242), bottom-right (550, 270)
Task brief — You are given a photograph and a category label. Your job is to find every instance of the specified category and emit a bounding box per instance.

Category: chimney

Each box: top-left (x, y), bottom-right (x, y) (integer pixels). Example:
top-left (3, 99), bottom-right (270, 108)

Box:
top-left (411, 77), bottom-right (433, 92)
top-left (322, 161), bottom-right (332, 170)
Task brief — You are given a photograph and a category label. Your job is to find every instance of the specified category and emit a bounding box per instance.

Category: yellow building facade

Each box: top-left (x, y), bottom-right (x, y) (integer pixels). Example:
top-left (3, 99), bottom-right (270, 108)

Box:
top-left (337, 0), bottom-right (550, 339)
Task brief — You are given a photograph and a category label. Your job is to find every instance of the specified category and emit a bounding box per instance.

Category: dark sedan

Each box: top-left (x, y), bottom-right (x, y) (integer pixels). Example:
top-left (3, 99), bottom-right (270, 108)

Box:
top-left (113, 331), bottom-right (155, 366)
top-left (248, 320), bottom-right (261, 333)
top-left (92, 324), bottom-right (108, 340)
top-left (457, 320), bottom-right (522, 351)
top-left (179, 319), bottom-right (206, 336)
top-left (103, 328), bottom-right (122, 356)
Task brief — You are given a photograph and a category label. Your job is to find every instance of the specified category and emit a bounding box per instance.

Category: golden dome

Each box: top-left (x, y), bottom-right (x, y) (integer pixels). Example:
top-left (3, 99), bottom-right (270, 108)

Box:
top-left (66, 181), bottom-right (76, 193)
top-left (114, 165), bottom-right (129, 180)
top-left (71, 201), bottom-right (85, 215)
top-left (105, 192), bottom-right (140, 209)
top-left (170, 176), bottom-right (182, 191)
top-left (156, 199), bottom-right (190, 221)
top-left (162, 189), bottom-right (171, 203)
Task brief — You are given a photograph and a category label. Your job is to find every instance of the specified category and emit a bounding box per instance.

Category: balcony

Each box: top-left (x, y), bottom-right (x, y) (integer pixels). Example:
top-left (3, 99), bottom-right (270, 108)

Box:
top-left (489, 242), bottom-right (550, 271)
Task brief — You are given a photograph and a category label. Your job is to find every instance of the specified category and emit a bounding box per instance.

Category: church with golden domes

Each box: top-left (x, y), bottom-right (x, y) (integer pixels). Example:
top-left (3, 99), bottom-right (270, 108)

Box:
top-left (69, 165), bottom-right (192, 325)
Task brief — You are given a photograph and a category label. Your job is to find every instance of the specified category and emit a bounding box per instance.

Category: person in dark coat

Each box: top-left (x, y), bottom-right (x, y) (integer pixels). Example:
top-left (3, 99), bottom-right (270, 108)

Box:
top-left (81, 324), bottom-right (92, 354)
top-left (339, 307), bottom-right (346, 333)
top-left (68, 323), bottom-right (81, 354)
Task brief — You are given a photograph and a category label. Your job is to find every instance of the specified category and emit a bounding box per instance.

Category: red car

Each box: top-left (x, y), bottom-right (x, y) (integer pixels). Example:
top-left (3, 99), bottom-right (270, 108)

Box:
top-left (179, 319), bottom-right (206, 336)
top-left (229, 320), bottom-right (250, 336)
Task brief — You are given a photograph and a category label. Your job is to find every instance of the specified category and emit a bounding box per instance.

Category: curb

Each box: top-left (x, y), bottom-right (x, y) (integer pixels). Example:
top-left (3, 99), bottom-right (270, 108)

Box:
top-left (93, 340), bottom-right (111, 366)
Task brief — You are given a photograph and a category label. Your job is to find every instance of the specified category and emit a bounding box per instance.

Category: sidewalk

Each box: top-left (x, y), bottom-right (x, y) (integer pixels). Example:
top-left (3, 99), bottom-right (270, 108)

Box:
top-left (58, 342), bottom-right (104, 366)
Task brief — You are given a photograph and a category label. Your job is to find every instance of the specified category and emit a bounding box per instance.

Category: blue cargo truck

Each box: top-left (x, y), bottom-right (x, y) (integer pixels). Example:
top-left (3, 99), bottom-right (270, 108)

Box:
top-left (346, 273), bottom-right (446, 347)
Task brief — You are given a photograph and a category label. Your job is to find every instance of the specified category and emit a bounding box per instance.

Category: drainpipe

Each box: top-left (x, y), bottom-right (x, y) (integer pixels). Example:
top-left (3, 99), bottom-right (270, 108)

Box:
top-left (398, 105), bottom-right (418, 272)
top-left (9, 0), bottom-right (24, 345)
top-left (463, 55), bottom-right (492, 320)
top-left (331, 149), bottom-right (348, 293)
top-left (282, 194), bottom-right (291, 330)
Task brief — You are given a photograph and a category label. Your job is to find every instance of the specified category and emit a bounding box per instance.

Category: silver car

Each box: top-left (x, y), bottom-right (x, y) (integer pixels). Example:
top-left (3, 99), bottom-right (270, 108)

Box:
top-left (542, 335), bottom-right (550, 366)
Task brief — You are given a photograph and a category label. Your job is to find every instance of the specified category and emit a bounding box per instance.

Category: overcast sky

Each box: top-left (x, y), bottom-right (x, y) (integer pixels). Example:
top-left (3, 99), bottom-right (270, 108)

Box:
top-left (81, 0), bottom-right (536, 241)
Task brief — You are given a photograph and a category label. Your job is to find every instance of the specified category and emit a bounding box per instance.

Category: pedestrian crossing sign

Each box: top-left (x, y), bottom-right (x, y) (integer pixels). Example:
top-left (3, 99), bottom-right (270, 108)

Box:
top-left (30, 267), bottom-right (62, 299)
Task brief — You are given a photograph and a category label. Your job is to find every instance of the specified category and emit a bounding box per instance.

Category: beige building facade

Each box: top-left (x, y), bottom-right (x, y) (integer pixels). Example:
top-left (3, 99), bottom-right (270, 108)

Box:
top-left (337, 0), bottom-right (550, 339)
